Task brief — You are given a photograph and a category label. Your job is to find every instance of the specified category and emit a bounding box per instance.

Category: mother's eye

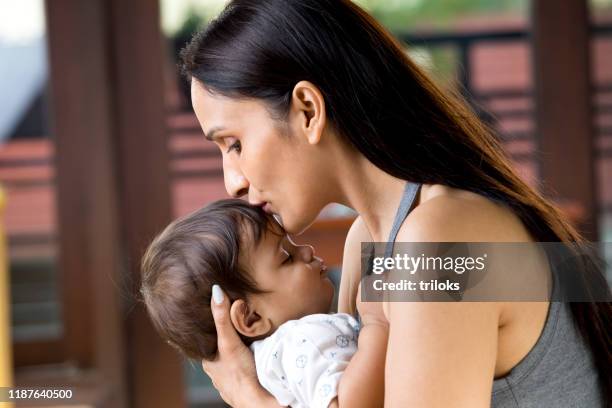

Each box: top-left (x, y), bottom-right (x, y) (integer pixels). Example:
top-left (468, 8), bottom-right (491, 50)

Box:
top-left (227, 140), bottom-right (242, 154)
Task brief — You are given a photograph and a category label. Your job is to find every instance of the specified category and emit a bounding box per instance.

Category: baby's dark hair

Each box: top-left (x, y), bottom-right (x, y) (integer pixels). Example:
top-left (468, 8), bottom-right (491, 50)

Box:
top-left (140, 199), bottom-right (279, 360)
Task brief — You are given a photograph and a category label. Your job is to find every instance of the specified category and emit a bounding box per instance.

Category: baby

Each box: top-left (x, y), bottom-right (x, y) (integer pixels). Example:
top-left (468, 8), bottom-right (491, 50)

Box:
top-left (140, 199), bottom-right (384, 408)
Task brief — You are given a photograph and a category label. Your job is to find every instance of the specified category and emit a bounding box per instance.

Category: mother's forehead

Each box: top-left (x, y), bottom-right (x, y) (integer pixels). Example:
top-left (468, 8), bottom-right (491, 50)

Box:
top-left (191, 80), bottom-right (262, 110)
top-left (192, 84), bottom-right (272, 127)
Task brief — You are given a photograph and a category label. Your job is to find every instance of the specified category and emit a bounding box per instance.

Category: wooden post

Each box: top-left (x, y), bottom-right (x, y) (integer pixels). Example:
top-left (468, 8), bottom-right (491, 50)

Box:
top-left (107, 0), bottom-right (186, 406)
top-left (45, 1), bottom-right (129, 406)
top-left (531, 0), bottom-right (598, 240)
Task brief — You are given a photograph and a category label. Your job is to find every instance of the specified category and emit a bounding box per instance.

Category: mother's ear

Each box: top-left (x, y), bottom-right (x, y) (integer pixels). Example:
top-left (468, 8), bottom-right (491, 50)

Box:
top-left (229, 299), bottom-right (272, 338)
top-left (290, 80), bottom-right (327, 145)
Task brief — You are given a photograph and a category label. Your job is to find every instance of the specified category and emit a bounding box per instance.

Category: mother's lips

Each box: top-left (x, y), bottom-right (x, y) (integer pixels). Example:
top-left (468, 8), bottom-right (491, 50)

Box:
top-left (260, 203), bottom-right (283, 226)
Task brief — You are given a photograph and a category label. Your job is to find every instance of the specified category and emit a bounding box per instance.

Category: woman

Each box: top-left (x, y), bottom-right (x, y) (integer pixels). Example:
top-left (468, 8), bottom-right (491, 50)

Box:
top-left (179, 0), bottom-right (611, 406)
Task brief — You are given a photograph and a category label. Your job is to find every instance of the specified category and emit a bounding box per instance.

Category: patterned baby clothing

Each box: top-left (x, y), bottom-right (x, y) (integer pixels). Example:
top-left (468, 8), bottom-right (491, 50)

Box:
top-left (250, 313), bottom-right (360, 408)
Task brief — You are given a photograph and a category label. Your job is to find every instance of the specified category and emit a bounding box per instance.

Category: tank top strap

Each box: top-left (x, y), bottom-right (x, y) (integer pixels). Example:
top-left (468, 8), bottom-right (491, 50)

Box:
top-left (384, 181), bottom-right (422, 258)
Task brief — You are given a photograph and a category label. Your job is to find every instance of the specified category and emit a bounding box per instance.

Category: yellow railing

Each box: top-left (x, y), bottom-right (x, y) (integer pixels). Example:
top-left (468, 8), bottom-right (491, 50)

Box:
top-left (0, 186), bottom-right (13, 407)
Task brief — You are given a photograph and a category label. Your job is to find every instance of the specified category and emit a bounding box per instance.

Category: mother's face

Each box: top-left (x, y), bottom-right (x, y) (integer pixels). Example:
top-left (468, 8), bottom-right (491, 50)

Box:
top-left (191, 79), bottom-right (334, 234)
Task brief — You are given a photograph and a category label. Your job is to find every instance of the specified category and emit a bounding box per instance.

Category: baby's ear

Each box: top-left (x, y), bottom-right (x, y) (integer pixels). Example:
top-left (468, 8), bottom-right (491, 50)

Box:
top-left (229, 299), bottom-right (272, 338)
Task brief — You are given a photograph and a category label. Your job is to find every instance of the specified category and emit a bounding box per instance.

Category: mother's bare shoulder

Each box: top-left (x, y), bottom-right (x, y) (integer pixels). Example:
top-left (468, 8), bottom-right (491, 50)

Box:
top-left (401, 186), bottom-right (533, 243)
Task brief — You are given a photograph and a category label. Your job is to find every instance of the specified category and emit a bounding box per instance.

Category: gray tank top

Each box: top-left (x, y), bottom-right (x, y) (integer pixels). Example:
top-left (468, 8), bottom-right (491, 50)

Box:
top-left (359, 181), bottom-right (605, 407)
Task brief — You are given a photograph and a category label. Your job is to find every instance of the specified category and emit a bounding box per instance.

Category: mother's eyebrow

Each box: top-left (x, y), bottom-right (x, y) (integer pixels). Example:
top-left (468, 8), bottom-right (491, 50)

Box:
top-left (203, 126), bottom-right (226, 141)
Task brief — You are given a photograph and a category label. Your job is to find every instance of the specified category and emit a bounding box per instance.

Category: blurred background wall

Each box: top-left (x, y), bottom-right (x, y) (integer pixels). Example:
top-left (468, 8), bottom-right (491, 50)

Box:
top-left (0, 0), bottom-right (610, 407)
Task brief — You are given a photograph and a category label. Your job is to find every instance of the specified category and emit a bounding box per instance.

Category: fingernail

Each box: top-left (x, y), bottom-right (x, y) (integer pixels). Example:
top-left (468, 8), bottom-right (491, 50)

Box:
top-left (212, 284), bottom-right (224, 304)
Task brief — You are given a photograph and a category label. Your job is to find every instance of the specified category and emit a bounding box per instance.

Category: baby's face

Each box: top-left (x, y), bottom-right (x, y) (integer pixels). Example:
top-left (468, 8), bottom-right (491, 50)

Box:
top-left (245, 225), bottom-right (335, 329)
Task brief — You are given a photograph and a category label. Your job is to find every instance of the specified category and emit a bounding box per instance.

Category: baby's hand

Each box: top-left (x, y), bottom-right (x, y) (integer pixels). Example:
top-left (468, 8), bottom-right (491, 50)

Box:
top-left (356, 282), bottom-right (389, 328)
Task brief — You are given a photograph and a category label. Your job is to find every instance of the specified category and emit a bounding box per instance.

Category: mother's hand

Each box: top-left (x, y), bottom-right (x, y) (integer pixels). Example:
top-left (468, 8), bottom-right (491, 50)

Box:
top-left (202, 285), bottom-right (278, 407)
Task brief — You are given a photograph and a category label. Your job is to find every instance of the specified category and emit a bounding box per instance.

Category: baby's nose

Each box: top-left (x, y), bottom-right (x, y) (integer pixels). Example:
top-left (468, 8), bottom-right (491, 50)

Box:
top-left (297, 244), bottom-right (315, 262)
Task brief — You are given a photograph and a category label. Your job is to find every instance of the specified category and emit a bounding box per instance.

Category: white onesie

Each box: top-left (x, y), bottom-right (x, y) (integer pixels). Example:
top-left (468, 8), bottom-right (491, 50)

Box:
top-left (250, 313), bottom-right (360, 408)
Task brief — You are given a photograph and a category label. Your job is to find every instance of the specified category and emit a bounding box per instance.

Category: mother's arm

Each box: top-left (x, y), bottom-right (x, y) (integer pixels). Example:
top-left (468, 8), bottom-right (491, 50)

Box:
top-left (385, 301), bottom-right (499, 407)
top-left (383, 195), bottom-right (515, 407)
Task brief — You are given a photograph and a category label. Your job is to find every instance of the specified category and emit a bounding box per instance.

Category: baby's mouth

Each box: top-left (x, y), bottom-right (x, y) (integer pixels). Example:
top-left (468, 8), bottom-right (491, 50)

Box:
top-left (310, 257), bottom-right (326, 275)
top-left (319, 260), bottom-right (328, 276)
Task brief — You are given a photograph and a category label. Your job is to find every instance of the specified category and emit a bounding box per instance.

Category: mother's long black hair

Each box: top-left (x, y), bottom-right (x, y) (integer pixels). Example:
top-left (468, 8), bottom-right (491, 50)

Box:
top-left (180, 0), bottom-right (611, 401)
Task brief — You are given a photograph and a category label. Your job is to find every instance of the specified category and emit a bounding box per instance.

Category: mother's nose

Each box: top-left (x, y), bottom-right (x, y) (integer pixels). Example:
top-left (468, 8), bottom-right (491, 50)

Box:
top-left (223, 162), bottom-right (249, 198)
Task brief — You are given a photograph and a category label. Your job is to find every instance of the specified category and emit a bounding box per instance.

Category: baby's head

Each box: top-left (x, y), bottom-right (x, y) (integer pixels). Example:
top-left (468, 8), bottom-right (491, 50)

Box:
top-left (140, 199), bottom-right (334, 360)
